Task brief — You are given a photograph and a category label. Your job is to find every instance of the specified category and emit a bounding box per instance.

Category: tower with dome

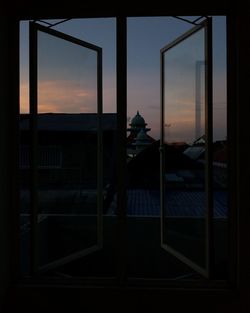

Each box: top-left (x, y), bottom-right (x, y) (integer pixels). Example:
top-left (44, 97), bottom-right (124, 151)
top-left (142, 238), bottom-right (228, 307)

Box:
top-left (128, 110), bottom-right (151, 136)
top-left (127, 111), bottom-right (155, 157)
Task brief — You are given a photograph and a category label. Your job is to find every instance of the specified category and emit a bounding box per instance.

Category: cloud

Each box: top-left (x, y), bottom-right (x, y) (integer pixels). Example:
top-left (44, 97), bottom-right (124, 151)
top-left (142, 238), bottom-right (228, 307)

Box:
top-left (20, 74), bottom-right (117, 114)
top-left (20, 79), bottom-right (98, 113)
top-left (38, 80), bottom-right (97, 113)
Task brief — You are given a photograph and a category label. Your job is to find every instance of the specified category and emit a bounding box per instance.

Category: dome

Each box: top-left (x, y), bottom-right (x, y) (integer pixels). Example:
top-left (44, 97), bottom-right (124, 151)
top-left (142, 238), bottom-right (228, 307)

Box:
top-left (133, 129), bottom-right (151, 149)
top-left (130, 111), bottom-right (146, 127)
top-left (136, 128), bottom-right (148, 141)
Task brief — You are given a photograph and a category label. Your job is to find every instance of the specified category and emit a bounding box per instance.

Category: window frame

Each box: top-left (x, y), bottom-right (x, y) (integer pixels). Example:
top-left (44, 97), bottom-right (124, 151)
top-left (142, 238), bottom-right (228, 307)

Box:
top-left (2, 12), bottom-right (243, 307)
top-left (22, 14), bottom-right (235, 287)
top-left (160, 19), bottom-right (213, 278)
top-left (28, 21), bottom-right (104, 274)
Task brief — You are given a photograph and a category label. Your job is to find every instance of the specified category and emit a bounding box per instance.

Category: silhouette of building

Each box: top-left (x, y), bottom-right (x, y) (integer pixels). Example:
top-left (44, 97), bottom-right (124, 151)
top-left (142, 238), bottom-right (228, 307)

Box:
top-left (127, 111), bottom-right (155, 156)
top-left (19, 113), bottom-right (117, 188)
top-left (127, 110), bottom-right (151, 136)
top-left (19, 113), bottom-right (117, 217)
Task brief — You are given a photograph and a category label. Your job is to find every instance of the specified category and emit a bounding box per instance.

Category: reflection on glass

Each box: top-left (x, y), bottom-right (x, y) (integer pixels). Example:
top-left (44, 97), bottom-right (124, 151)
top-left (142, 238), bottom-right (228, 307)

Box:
top-left (19, 117), bottom-right (31, 275)
top-left (38, 31), bottom-right (98, 114)
top-left (163, 28), bottom-right (207, 269)
top-left (20, 20), bottom-right (117, 278)
top-left (126, 17), bottom-right (201, 279)
top-left (164, 29), bottom-right (205, 145)
top-left (36, 30), bottom-right (99, 267)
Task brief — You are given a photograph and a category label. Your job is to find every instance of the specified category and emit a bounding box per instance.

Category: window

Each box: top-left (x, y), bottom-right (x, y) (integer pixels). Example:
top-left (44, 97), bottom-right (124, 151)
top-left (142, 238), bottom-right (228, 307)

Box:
top-left (20, 20), bottom-right (118, 276)
top-left (1, 9), bottom-right (247, 312)
top-left (17, 15), bottom-right (231, 283)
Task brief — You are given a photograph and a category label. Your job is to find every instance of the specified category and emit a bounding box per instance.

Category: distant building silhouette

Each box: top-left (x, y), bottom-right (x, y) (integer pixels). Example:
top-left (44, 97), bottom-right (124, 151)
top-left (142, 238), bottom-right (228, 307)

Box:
top-left (127, 111), bottom-right (155, 157)
top-left (19, 113), bottom-right (117, 213)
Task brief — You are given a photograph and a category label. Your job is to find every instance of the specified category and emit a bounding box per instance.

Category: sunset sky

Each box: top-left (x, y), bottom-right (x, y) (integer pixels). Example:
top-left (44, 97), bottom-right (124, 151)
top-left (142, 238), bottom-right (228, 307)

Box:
top-left (163, 27), bottom-right (205, 143)
top-left (20, 16), bottom-right (227, 142)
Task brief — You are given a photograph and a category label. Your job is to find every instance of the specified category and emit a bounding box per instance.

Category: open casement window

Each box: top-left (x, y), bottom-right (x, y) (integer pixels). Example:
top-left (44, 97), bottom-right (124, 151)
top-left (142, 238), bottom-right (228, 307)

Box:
top-left (160, 19), bottom-right (213, 278)
top-left (29, 22), bottom-right (103, 274)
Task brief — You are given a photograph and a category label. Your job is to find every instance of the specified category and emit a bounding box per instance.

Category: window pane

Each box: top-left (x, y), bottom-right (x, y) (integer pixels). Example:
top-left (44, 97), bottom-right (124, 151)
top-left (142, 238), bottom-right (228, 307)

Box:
top-left (36, 30), bottom-right (100, 268)
top-left (20, 19), bottom-right (117, 278)
top-left (126, 17), bottom-right (201, 279)
top-left (162, 28), bottom-right (207, 269)
top-left (212, 16), bottom-right (228, 279)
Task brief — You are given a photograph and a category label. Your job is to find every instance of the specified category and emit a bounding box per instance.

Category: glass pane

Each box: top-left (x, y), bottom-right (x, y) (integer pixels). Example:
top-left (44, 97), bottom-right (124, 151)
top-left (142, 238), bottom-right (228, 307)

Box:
top-left (162, 27), bottom-right (207, 269)
top-left (212, 16), bottom-right (228, 279)
top-left (36, 30), bottom-right (99, 268)
top-left (20, 19), bottom-right (117, 278)
top-left (19, 116), bottom-right (31, 275)
top-left (126, 17), bottom-right (201, 279)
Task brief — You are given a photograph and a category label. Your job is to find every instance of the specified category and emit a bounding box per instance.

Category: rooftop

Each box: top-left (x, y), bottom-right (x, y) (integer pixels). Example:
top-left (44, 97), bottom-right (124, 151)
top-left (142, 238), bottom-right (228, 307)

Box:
top-left (126, 189), bottom-right (227, 218)
top-left (20, 113), bottom-right (117, 132)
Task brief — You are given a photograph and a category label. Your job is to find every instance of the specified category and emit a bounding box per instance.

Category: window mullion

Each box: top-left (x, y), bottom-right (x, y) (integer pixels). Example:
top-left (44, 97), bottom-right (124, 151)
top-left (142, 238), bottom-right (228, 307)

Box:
top-left (205, 17), bottom-right (214, 278)
top-left (29, 22), bottom-right (39, 275)
top-left (116, 16), bottom-right (128, 285)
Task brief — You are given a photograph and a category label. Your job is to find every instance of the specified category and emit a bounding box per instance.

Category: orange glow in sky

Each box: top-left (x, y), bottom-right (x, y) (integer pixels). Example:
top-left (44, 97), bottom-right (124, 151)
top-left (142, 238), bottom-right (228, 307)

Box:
top-left (20, 76), bottom-right (116, 114)
top-left (20, 79), bottom-right (97, 113)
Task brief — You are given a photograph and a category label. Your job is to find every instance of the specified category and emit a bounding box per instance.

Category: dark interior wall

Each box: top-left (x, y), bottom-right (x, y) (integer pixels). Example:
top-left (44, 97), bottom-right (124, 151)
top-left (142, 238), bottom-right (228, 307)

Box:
top-left (0, 18), bottom-right (10, 307)
top-left (234, 15), bottom-right (250, 289)
top-left (0, 17), bottom-right (19, 309)
top-left (0, 0), bottom-right (237, 20)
